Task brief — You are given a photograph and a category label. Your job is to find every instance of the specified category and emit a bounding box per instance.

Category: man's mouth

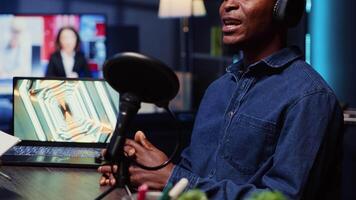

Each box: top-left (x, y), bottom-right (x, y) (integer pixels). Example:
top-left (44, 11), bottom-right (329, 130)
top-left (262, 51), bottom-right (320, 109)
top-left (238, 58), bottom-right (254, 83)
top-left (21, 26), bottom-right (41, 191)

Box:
top-left (222, 18), bottom-right (242, 33)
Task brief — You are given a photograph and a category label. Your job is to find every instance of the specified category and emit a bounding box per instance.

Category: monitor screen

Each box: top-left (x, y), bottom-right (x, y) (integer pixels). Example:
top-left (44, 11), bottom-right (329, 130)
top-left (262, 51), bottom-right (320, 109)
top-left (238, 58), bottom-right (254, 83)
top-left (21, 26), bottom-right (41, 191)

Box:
top-left (14, 78), bottom-right (118, 143)
top-left (0, 14), bottom-right (107, 95)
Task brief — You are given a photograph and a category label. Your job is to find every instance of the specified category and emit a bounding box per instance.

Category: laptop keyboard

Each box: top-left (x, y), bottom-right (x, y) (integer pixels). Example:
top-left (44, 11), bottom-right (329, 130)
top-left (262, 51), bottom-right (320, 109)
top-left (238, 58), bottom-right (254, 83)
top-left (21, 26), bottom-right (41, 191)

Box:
top-left (5, 146), bottom-right (102, 158)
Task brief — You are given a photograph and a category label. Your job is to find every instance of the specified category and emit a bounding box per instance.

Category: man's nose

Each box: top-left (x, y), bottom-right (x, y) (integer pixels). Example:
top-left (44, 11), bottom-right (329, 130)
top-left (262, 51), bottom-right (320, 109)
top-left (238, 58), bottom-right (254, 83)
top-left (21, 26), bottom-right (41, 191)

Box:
top-left (222, 0), bottom-right (239, 13)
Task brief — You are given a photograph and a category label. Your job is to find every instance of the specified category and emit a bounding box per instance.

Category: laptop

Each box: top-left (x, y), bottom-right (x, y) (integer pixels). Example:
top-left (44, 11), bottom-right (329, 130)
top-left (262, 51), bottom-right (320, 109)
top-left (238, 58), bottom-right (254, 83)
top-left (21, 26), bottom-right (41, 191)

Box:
top-left (1, 77), bottom-right (120, 168)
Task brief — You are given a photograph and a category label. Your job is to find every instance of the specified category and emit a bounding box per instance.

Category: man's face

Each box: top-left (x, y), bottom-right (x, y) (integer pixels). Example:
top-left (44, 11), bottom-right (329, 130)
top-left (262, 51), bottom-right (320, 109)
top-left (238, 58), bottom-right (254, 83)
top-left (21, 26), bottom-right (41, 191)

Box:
top-left (219, 0), bottom-right (276, 47)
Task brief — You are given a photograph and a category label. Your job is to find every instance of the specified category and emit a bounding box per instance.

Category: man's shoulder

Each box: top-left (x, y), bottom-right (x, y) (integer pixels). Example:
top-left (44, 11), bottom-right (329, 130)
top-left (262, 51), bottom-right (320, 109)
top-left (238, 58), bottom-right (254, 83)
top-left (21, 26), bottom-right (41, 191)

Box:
top-left (205, 73), bottom-right (233, 91)
top-left (284, 59), bottom-right (335, 96)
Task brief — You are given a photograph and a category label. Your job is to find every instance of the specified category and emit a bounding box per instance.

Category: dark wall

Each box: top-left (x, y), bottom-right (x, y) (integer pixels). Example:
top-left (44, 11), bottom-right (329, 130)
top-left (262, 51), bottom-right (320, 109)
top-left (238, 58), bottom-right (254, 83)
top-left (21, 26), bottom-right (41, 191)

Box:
top-left (0, 0), bottom-right (19, 12)
top-left (1, 0), bottom-right (121, 25)
top-left (329, 0), bottom-right (356, 107)
top-left (120, 0), bottom-right (180, 69)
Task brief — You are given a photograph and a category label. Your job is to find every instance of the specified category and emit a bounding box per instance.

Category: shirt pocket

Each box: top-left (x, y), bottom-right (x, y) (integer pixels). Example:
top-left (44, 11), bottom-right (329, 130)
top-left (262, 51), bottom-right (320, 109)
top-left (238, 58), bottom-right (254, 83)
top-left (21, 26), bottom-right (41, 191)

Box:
top-left (221, 113), bottom-right (277, 175)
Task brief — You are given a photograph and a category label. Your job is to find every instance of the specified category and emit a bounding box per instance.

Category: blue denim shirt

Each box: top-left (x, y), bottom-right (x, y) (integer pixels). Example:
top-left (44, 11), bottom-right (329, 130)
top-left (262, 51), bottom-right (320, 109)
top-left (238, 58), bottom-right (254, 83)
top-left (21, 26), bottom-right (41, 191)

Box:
top-left (167, 46), bottom-right (343, 199)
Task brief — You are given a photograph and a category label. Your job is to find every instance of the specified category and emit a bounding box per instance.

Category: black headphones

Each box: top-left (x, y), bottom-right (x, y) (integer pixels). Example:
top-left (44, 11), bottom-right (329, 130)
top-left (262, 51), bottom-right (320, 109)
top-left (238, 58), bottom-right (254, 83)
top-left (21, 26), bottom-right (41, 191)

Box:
top-left (273, 0), bottom-right (306, 27)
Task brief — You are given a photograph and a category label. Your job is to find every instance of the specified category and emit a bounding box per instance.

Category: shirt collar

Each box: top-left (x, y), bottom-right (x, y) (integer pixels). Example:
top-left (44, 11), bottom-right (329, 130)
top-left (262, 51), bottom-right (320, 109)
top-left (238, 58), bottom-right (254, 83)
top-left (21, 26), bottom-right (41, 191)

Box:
top-left (226, 46), bottom-right (303, 75)
top-left (261, 46), bottom-right (302, 69)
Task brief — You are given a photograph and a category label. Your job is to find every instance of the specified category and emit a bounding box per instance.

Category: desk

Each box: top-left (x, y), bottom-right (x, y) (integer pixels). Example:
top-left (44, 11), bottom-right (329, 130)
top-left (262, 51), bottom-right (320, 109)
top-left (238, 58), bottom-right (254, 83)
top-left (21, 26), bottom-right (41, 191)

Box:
top-left (0, 166), bottom-right (126, 200)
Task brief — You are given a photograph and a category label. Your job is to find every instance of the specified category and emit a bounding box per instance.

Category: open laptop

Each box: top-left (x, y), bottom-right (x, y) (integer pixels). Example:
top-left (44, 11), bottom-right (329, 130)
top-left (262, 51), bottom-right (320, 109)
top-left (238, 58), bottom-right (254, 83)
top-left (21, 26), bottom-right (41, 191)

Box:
top-left (1, 77), bottom-right (120, 168)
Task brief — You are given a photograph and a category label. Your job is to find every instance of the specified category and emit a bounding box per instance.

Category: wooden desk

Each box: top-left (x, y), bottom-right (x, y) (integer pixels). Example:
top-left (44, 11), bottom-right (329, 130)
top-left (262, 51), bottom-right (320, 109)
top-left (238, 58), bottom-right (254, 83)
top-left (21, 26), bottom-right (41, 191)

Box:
top-left (0, 166), bottom-right (127, 200)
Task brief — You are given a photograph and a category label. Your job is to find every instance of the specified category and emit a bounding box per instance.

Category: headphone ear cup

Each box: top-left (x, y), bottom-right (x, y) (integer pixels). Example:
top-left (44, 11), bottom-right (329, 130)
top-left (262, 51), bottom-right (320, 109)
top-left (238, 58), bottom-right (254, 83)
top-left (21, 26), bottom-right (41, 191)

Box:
top-left (273, 0), bottom-right (287, 23)
top-left (273, 0), bottom-right (306, 27)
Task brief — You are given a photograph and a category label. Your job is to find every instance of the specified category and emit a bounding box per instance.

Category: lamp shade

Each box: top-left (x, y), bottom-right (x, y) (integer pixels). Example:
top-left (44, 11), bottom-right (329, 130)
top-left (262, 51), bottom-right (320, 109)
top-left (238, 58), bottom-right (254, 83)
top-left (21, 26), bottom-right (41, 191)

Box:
top-left (192, 0), bottom-right (206, 17)
top-left (158, 0), bottom-right (206, 18)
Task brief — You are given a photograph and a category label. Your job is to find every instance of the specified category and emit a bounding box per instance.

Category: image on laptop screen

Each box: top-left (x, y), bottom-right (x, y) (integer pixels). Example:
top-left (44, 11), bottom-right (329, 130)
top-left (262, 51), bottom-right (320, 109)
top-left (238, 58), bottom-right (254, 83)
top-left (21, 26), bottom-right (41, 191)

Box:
top-left (13, 78), bottom-right (119, 143)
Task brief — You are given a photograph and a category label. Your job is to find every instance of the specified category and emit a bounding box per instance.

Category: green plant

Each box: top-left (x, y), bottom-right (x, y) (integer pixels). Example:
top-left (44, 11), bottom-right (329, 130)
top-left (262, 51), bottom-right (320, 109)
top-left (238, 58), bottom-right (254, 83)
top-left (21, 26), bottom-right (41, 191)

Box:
top-left (177, 189), bottom-right (208, 200)
top-left (247, 190), bottom-right (287, 200)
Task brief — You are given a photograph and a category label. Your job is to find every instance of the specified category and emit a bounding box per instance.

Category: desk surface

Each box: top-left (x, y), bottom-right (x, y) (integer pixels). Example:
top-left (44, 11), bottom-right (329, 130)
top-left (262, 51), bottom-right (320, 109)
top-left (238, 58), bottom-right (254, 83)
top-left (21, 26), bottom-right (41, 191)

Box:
top-left (0, 166), bottom-right (126, 200)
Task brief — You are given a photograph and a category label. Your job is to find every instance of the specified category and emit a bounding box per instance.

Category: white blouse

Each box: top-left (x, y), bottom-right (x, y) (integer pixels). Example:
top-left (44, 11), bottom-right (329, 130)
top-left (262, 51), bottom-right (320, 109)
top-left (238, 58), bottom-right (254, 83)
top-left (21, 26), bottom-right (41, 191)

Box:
top-left (60, 51), bottom-right (78, 78)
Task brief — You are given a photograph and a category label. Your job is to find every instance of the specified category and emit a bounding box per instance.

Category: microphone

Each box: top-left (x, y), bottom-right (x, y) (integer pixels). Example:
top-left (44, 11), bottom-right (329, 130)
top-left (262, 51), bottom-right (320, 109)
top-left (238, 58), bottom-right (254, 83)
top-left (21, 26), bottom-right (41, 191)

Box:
top-left (104, 93), bottom-right (141, 163)
top-left (102, 52), bottom-right (179, 164)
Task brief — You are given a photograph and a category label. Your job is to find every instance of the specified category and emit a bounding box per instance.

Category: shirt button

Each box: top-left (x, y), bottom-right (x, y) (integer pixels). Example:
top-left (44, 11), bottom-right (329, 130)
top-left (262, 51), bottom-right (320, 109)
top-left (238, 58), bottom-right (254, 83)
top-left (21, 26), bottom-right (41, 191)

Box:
top-left (228, 111), bottom-right (234, 118)
top-left (240, 82), bottom-right (247, 90)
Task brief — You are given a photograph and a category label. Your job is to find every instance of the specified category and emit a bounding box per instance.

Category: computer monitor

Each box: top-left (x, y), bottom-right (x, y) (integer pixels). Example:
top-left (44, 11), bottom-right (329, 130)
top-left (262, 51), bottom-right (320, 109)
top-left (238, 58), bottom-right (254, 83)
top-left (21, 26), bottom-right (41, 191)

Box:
top-left (0, 14), bottom-right (107, 95)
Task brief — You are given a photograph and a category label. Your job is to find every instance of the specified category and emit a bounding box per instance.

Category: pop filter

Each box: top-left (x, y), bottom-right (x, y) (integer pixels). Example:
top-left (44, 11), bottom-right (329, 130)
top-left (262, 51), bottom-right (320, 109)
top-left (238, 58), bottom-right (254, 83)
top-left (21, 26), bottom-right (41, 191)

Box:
top-left (103, 52), bottom-right (179, 107)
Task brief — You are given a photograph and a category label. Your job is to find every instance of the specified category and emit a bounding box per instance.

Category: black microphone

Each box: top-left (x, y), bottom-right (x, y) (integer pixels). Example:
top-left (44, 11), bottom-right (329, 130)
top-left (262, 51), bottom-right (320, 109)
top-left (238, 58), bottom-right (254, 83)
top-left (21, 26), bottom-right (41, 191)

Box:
top-left (104, 93), bottom-right (140, 163)
top-left (102, 52), bottom-right (179, 164)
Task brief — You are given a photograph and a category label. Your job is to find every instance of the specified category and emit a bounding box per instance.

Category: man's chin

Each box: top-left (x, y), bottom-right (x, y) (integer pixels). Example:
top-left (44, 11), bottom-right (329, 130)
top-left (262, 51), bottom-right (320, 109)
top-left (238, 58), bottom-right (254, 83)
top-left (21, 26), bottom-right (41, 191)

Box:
top-left (223, 41), bottom-right (244, 55)
top-left (223, 36), bottom-right (245, 47)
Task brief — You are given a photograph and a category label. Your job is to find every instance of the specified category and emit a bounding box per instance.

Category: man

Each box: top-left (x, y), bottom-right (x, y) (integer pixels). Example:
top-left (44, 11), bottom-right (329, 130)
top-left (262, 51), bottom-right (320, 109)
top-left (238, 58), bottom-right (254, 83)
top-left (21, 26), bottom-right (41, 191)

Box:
top-left (99, 0), bottom-right (344, 199)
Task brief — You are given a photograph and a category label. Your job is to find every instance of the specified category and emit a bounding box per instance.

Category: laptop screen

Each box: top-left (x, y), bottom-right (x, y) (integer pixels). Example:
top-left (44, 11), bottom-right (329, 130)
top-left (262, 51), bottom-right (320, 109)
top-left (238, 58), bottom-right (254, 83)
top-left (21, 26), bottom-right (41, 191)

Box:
top-left (13, 77), bottom-right (119, 143)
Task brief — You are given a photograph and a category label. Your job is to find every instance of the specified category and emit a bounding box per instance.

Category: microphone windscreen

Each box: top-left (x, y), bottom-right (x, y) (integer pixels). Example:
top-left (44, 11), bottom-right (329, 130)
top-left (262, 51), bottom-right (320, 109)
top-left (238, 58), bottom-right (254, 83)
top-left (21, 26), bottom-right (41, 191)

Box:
top-left (103, 52), bottom-right (179, 107)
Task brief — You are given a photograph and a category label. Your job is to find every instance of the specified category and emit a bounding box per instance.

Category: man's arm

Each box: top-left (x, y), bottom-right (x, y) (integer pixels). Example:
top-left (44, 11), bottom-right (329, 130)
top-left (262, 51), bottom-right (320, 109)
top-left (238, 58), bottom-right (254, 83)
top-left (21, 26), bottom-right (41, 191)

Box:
top-left (168, 91), bottom-right (343, 200)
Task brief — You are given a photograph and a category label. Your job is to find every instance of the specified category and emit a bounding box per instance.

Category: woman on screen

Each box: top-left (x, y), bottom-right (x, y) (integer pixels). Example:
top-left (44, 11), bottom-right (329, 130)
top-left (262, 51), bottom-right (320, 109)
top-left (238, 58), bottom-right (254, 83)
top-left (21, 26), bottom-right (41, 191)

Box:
top-left (46, 26), bottom-right (92, 78)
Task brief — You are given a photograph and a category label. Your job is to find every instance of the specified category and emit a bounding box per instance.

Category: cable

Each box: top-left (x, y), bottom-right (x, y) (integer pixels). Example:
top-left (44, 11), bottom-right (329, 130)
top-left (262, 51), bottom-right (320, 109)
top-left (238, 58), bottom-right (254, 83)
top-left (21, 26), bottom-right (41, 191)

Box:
top-left (96, 106), bottom-right (183, 170)
top-left (130, 106), bottom-right (182, 170)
